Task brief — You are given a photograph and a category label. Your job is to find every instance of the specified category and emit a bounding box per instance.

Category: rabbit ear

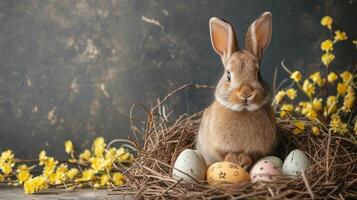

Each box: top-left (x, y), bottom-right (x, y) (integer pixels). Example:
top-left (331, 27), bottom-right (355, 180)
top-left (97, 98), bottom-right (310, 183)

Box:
top-left (209, 17), bottom-right (239, 61)
top-left (245, 12), bottom-right (272, 61)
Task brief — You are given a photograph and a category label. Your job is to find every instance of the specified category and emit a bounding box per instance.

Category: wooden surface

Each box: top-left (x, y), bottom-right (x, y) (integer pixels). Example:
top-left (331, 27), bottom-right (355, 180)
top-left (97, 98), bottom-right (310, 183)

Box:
top-left (0, 187), bottom-right (131, 200)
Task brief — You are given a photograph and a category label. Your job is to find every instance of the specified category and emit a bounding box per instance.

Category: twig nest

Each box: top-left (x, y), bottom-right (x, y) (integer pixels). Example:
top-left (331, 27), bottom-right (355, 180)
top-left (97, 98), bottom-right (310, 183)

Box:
top-left (172, 149), bottom-right (207, 183)
top-left (282, 149), bottom-right (311, 176)
top-left (250, 160), bottom-right (282, 182)
top-left (206, 162), bottom-right (250, 185)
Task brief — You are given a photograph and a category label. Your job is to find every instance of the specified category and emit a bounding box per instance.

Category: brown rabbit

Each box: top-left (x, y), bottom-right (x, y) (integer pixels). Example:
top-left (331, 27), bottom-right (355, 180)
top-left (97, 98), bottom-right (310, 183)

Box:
top-left (196, 12), bottom-right (278, 169)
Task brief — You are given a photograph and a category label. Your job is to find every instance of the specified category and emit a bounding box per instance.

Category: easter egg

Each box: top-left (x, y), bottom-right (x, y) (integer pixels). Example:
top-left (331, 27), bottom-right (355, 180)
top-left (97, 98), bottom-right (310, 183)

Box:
top-left (206, 162), bottom-right (250, 185)
top-left (172, 149), bottom-right (207, 183)
top-left (256, 156), bottom-right (283, 168)
top-left (282, 149), bottom-right (311, 176)
top-left (250, 160), bottom-right (282, 182)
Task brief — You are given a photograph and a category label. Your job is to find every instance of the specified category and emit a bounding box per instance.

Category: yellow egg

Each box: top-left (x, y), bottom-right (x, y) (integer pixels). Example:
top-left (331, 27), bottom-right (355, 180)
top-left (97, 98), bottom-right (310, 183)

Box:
top-left (206, 162), bottom-right (250, 185)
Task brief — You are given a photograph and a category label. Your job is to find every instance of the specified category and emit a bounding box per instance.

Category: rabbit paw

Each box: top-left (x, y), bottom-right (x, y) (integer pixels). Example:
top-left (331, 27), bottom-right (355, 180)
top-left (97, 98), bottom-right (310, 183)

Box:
top-left (224, 152), bottom-right (252, 170)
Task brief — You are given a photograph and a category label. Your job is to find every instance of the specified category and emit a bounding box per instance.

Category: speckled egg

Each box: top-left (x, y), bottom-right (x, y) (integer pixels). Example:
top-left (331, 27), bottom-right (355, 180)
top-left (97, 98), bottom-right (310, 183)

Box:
top-left (250, 160), bottom-right (282, 182)
top-left (256, 156), bottom-right (283, 168)
top-left (206, 162), bottom-right (250, 185)
top-left (282, 149), bottom-right (311, 176)
top-left (172, 149), bottom-right (207, 183)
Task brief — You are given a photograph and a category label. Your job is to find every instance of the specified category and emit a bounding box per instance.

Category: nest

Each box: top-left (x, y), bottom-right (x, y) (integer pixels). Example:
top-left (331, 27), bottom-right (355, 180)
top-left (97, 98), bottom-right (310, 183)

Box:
top-left (115, 84), bottom-right (357, 199)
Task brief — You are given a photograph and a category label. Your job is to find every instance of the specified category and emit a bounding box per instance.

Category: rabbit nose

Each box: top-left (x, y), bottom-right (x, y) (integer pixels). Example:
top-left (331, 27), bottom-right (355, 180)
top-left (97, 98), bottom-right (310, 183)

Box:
top-left (239, 92), bottom-right (254, 100)
top-left (238, 85), bottom-right (254, 100)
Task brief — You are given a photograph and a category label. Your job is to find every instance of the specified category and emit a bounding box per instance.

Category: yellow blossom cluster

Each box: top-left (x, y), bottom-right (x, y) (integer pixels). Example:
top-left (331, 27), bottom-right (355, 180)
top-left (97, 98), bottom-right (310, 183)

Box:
top-left (0, 137), bottom-right (133, 194)
top-left (329, 114), bottom-right (348, 135)
top-left (0, 150), bottom-right (14, 175)
top-left (24, 176), bottom-right (48, 194)
top-left (274, 16), bottom-right (356, 140)
top-left (277, 69), bottom-right (355, 137)
top-left (320, 16), bottom-right (348, 67)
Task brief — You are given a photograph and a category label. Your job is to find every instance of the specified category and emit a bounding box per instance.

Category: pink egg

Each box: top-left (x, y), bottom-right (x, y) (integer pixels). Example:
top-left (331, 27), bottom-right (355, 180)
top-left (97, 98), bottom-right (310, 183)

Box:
top-left (250, 160), bottom-right (282, 182)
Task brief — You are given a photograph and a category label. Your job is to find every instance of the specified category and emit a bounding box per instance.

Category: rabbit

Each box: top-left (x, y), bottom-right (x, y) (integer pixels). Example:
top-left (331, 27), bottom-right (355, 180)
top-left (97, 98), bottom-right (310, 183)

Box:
top-left (196, 12), bottom-right (278, 169)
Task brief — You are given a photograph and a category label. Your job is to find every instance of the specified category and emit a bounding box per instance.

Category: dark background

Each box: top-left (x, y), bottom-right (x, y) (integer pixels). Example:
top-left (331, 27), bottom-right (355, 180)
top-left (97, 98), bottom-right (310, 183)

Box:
top-left (0, 0), bottom-right (356, 159)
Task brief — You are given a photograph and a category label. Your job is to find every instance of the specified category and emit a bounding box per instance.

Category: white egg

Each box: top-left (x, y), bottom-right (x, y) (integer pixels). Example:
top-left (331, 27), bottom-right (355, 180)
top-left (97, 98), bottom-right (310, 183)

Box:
top-left (172, 149), bottom-right (207, 183)
top-left (255, 156), bottom-right (283, 168)
top-left (282, 149), bottom-right (311, 176)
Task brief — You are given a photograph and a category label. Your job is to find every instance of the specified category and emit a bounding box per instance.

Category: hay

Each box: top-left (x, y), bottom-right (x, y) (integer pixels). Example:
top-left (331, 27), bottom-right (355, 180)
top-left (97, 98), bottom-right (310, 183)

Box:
top-left (113, 84), bottom-right (357, 199)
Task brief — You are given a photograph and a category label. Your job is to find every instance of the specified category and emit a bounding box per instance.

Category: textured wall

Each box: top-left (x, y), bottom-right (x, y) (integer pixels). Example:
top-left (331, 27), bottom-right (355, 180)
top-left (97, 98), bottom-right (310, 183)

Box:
top-left (0, 0), bottom-right (356, 159)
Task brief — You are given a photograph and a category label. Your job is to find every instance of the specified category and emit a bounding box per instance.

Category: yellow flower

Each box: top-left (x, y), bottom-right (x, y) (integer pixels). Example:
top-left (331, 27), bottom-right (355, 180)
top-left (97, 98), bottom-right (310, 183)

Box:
top-left (306, 110), bottom-right (318, 120)
top-left (309, 71), bottom-right (324, 86)
top-left (112, 172), bottom-right (124, 186)
top-left (299, 105), bottom-right (308, 115)
top-left (325, 96), bottom-right (337, 116)
top-left (321, 52), bottom-right (335, 66)
top-left (290, 71), bottom-right (302, 82)
top-left (1, 163), bottom-right (13, 175)
top-left (329, 114), bottom-right (348, 135)
top-left (38, 151), bottom-right (47, 166)
top-left (280, 104), bottom-right (293, 118)
top-left (90, 157), bottom-right (105, 172)
top-left (321, 16), bottom-right (333, 29)
top-left (104, 148), bottom-right (119, 170)
top-left (1, 150), bottom-right (14, 161)
top-left (302, 79), bottom-right (315, 97)
top-left (321, 40), bottom-right (333, 52)
top-left (116, 147), bottom-right (132, 162)
top-left (312, 98), bottom-right (323, 111)
top-left (327, 96), bottom-right (337, 107)
top-left (274, 90), bottom-right (286, 104)
top-left (105, 148), bottom-right (117, 161)
top-left (353, 40), bottom-right (357, 48)
top-left (286, 88), bottom-right (297, 100)
top-left (0, 151), bottom-right (14, 175)
top-left (24, 176), bottom-right (48, 195)
top-left (327, 72), bottom-right (338, 83)
top-left (17, 165), bottom-right (31, 184)
top-left (64, 140), bottom-right (74, 154)
top-left (90, 157), bottom-right (111, 172)
top-left (296, 101), bottom-right (309, 114)
top-left (100, 174), bottom-right (110, 186)
top-left (92, 137), bottom-right (106, 157)
top-left (75, 169), bottom-right (96, 182)
top-left (340, 71), bottom-right (353, 83)
top-left (334, 30), bottom-right (348, 42)
top-left (354, 120), bottom-right (357, 135)
top-left (337, 83), bottom-right (348, 95)
top-left (311, 127), bottom-right (321, 136)
top-left (50, 164), bottom-right (68, 184)
top-left (66, 168), bottom-right (79, 180)
top-left (42, 157), bottom-right (58, 177)
top-left (79, 149), bottom-right (91, 161)
top-left (297, 102), bottom-right (318, 120)
top-left (342, 86), bottom-right (355, 112)
top-left (293, 121), bottom-right (305, 135)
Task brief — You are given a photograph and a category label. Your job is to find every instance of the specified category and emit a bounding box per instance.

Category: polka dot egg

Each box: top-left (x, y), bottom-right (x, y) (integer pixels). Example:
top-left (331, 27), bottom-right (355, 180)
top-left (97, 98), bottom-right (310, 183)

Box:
top-left (250, 160), bottom-right (282, 182)
top-left (206, 162), bottom-right (250, 185)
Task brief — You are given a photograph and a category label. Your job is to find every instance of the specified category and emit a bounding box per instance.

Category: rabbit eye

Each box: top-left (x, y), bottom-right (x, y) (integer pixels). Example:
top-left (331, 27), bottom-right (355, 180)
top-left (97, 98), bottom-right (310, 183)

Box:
top-left (226, 71), bottom-right (231, 82)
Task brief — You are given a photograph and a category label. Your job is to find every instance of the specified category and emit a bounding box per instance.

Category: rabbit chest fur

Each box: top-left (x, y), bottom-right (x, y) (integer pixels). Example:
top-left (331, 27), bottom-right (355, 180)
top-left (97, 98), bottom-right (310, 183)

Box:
top-left (196, 101), bottom-right (277, 165)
